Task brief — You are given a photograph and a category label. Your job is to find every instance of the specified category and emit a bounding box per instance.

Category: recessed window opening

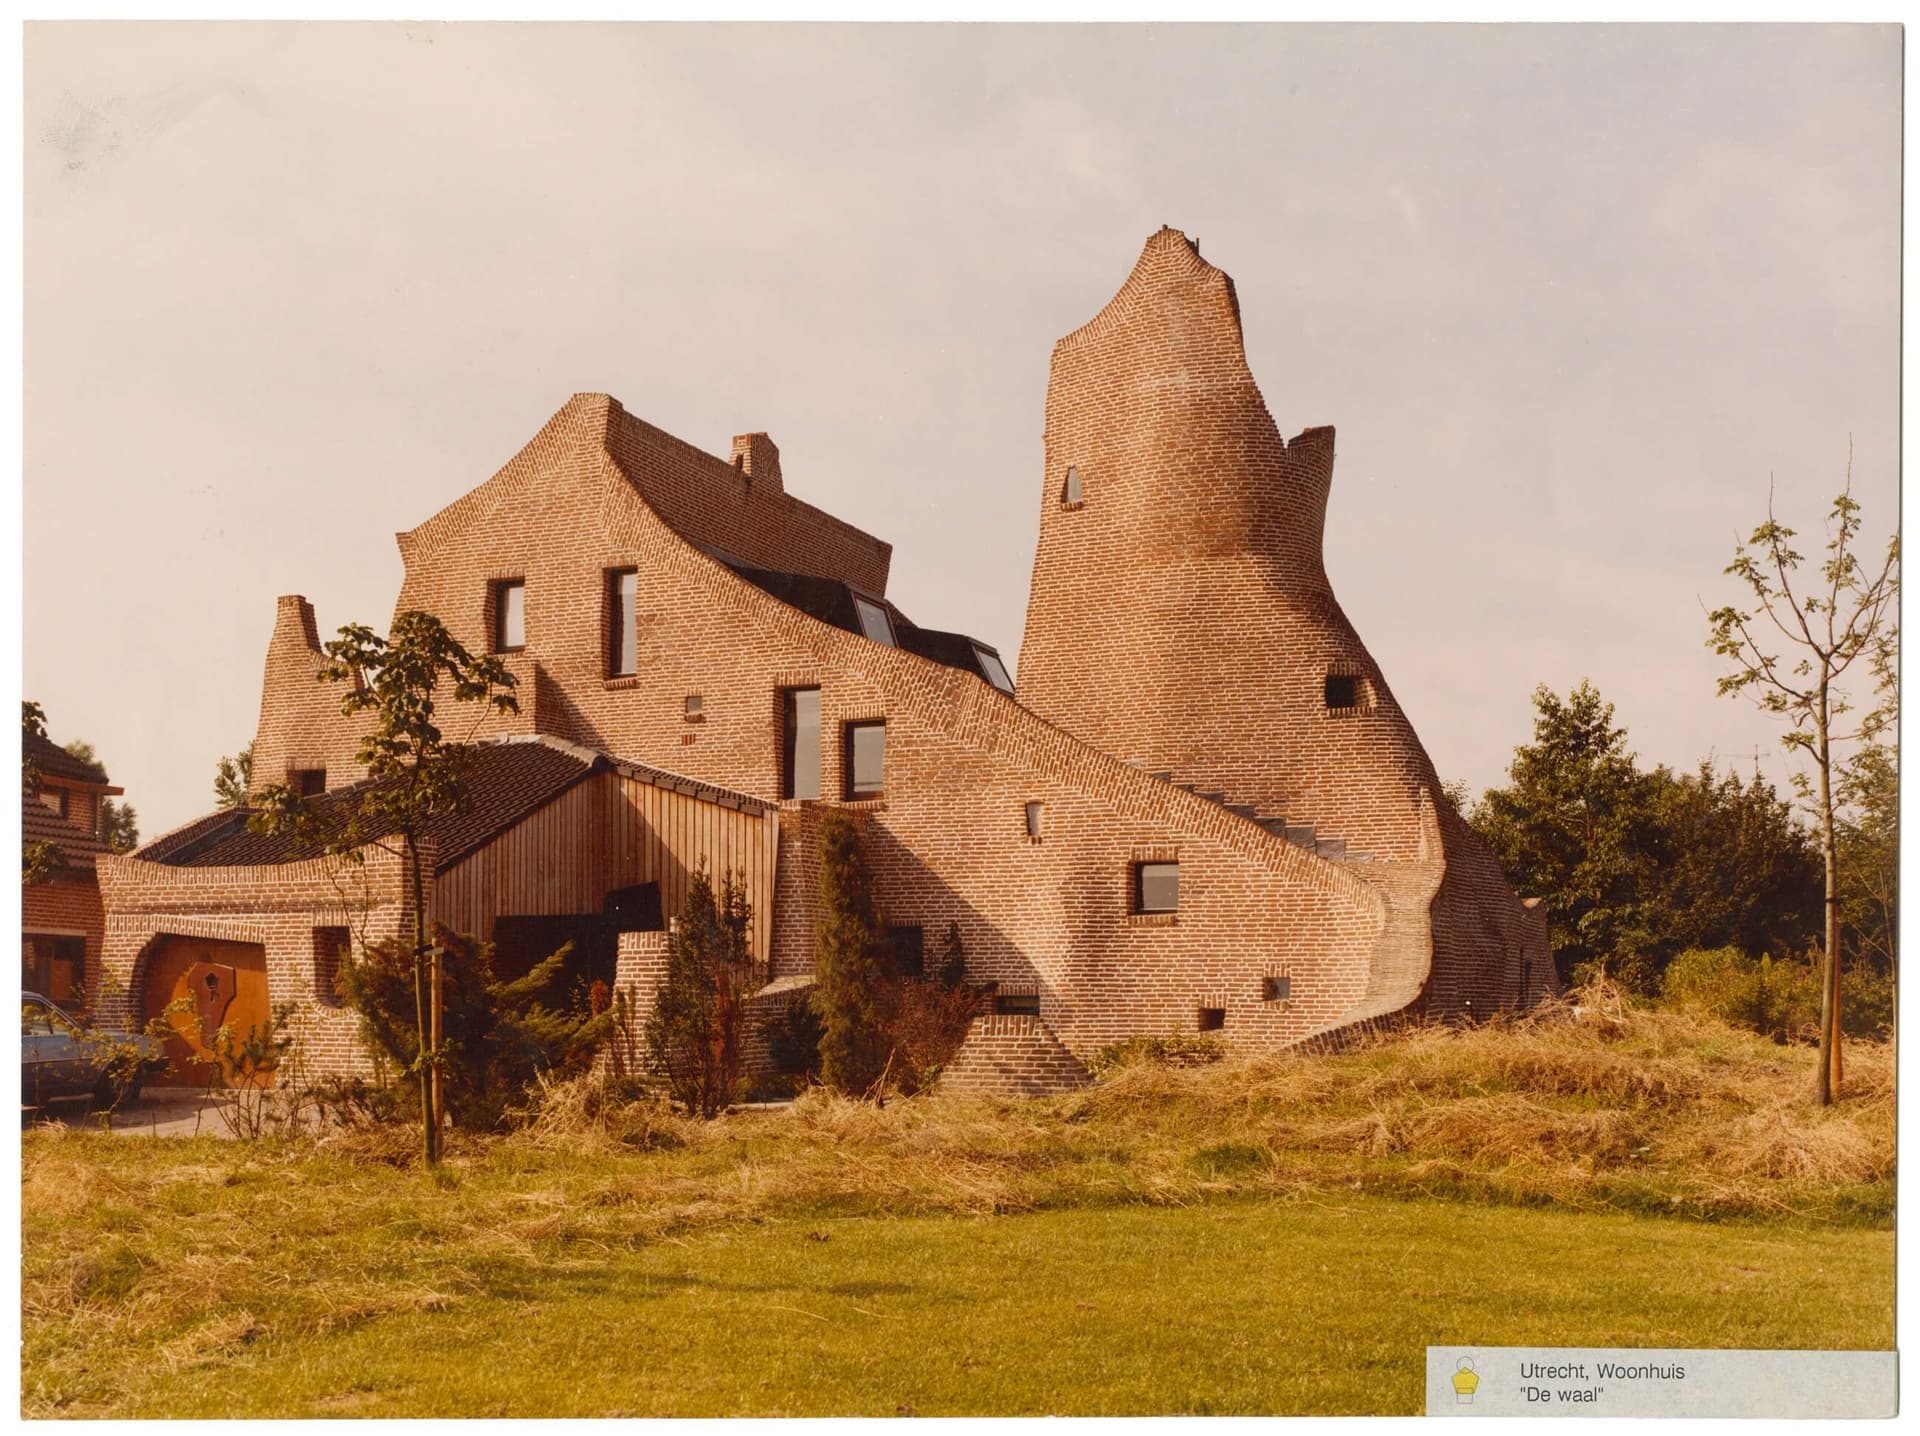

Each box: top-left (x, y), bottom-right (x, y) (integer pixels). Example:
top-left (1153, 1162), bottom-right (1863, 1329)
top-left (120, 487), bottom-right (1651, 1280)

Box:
top-left (684, 694), bottom-right (704, 720)
top-left (1262, 975), bottom-right (1292, 1003)
top-left (493, 580), bottom-right (526, 653)
top-left (292, 769), bottom-right (326, 797)
top-left (846, 720), bottom-right (886, 799)
top-left (38, 788), bottom-right (67, 818)
top-left (996, 991), bottom-right (1041, 1017)
top-left (1135, 861), bottom-right (1179, 914)
top-left (852, 596), bottom-right (897, 647)
top-left (609, 569), bottom-right (639, 676)
top-left (1197, 1007), bottom-right (1226, 1032)
top-left (1062, 466), bottom-right (1083, 505)
top-left (781, 688), bottom-right (821, 801)
top-left (1024, 801), bottom-right (1044, 840)
top-left (313, 927), bottom-right (350, 1008)
top-left (1324, 674), bottom-right (1359, 710)
top-left (881, 925), bottom-right (924, 980)
top-left (975, 646), bottom-right (1015, 694)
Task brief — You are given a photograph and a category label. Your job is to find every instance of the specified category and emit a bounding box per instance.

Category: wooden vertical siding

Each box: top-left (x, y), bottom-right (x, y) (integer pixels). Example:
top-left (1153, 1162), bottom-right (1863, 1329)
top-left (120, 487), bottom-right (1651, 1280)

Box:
top-left (431, 769), bottom-right (779, 966)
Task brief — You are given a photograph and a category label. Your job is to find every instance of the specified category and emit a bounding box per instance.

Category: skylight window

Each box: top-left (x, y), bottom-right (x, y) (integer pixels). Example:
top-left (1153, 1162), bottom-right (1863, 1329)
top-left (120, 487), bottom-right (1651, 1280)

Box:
top-left (852, 595), bottom-right (897, 647)
top-left (974, 646), bottom-right (1014, 693)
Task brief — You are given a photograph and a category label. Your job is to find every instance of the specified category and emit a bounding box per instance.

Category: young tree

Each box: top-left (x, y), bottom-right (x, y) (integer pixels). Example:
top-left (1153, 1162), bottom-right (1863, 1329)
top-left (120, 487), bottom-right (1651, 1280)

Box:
top-left (213, 744), bottom-right (254, 809)
top-left (250, 610), bottom-right (518, 1160)
top-left (21, 702), bottom-right (66, 885)
top-left (811, 809), bottom-right (893, 1097)
top-left (644, 865), bottom-right (757, 1118)
top-left (1707, 461), bottom-right (1898, 1104)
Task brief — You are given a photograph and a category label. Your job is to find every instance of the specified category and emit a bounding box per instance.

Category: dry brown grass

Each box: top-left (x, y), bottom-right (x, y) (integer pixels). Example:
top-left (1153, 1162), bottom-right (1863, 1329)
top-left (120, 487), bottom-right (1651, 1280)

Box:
top-left (21, 989), bottom-right (1893, 1415)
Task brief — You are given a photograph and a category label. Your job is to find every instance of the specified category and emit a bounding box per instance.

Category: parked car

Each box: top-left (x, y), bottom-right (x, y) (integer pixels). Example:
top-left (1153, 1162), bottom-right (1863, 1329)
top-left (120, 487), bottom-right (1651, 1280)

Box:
top-left (21, 992), bottom-right (166, 1111)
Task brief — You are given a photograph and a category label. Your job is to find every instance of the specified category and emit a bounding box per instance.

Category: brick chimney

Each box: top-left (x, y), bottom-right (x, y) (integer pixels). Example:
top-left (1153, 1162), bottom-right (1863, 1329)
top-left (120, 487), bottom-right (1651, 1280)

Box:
top-left (729, 433), bottom-right (782, 491)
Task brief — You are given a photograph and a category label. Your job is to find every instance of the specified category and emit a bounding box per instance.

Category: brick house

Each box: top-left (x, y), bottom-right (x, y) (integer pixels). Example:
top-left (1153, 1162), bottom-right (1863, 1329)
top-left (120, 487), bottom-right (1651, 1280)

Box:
top-left (23, 729), bottom-right (125, 1014)
top-left (96, 228), bottom-right (1552, 1095)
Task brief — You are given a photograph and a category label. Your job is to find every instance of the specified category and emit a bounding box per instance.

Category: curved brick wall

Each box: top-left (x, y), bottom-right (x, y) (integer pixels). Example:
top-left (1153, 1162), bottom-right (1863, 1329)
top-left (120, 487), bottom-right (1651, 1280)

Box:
top-left (1019, 227), bottom-right (1438, 862)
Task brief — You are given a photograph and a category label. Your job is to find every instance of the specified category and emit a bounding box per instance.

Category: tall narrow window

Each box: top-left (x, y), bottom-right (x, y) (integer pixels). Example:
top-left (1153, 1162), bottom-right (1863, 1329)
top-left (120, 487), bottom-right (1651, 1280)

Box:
top-left (1024, 801), bottom-right (1044, 840)
top-left (1135, 861), bottom-right (1179, 913)
top-left (781, 688), bottom-right (821, 800)
top-left (852, 595), bottom-right (897, 647)
top-left (493, 580), bottom-right (526, 653)
top-left (846, 720), bottom-right (886, 799)
top-left (608, 568), bottom-right (639, 677)
top-left (1062, 466), bottom-right (1083, 505)
top-left (313, 927), bottom-right (350, 1008)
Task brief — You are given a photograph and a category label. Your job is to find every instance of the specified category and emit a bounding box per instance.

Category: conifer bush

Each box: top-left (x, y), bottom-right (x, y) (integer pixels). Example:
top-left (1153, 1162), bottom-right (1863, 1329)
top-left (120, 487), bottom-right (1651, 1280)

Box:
top-left (644, 866), bottom-right (757, 1118)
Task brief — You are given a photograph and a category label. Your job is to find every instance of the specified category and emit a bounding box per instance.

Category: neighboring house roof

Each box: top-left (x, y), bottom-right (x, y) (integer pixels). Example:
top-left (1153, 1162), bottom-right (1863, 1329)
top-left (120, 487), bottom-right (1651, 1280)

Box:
top-left (716, 557), bottom-right (1014, 693)
top-left (23, 730), bottom-right (119, 790)
top-left (133, 736), bottom-right (769, 874)
top-left (21, 788), bottom-right (109, 870)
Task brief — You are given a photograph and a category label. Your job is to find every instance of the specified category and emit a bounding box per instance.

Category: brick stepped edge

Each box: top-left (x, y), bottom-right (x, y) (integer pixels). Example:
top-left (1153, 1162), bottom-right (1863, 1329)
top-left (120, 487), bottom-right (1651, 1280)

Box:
top-left (940, 1014), bottom-right (1091, 1098)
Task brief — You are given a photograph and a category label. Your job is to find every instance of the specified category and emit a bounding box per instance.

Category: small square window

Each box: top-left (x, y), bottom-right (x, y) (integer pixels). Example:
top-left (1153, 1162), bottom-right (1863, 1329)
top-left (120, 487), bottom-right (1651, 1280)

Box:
top-left (1197, 1007), bottom-right (1226, 1032)
top-left (881, 925), bottom-right (924, 980)
top-left (684, 694), bottom-right (704, 720)
top-left (1024, 801), bottom-right (1044, 840)
top-left (38, 788), bottom-right (67, 819)
top-left (1062, 466), bottom-right (1083, 505)
top-left (1135, 861), bottom-right (1179, 913)
top-left (292, 768), bottom-right (326, 797)
top-left (852, 595), bottom-right (896, 647)
top-left (1262, 975), bottom-right (1292, 1003)
top-left (845, 720), bottom-right (886, 799)
top-left (1325, 674), bottom-right (1359, 710)
top-left (493, 580), bottom-right (526, 652)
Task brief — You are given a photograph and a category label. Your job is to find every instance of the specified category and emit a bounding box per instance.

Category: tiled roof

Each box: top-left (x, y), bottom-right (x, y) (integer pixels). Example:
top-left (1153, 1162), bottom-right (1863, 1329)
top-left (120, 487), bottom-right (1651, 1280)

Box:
top-left (139, 740), bottom-right (601, 873)
top-left (23, 731), bottom-right (112, 786)
top-left (132, 737), bottom-right (774, 874)
top-left (21, 787), bottom-right (108, 869)
top-left (716, 558), bottom-right (1012, 691)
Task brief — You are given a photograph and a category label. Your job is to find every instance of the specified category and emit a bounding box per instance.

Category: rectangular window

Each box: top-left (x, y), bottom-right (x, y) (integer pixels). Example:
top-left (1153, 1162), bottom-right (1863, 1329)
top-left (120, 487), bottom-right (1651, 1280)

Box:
top-left (1024, 801), bottom-right (1044, 840)
top-left (883, 925), bottom-right (925, 980)
top-left (1135, 861), bottom-right (1179, 913)
top-left (852, 595), bottom-right (897, 647)
top-left (846, 720), bottom-right (886, 799)
top-left (23, 934), bottom-right (87, 1013)
top-left (1262, 975), bottom-right (1292, 1003)
top-left (292, 768), bottom-right (326, 797)
top-left (1324, 674), bottom-right (1359, 710)
top-left (313, 927), bottom-right (351, 1008)
top-left (995, 991), bottom-right (1041, 1017)
top-left (493, 580), bottom-right (526, 652)
top-left (781, 688), bottom-right (821, 801)
top-left (37, 788), bottom-right (67, 819)
top-left (975, 646), bottom-right (1015, 694)
top-left (1197, 1007), bottom-right (1226, 1032)
top-left (684, 694), bottom-right (703, 720)
top-left (608, 568), bottom-right (639, 676)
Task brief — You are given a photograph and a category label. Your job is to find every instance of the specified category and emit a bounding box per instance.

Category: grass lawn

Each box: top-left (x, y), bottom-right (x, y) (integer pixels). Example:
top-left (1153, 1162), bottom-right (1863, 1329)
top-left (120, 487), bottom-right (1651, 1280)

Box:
top-left (27, 1189), bottom-right (1892, 1417)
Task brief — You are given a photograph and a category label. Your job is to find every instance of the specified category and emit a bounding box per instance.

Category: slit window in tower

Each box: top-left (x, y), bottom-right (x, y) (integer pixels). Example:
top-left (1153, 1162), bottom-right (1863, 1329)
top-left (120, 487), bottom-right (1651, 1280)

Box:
top-left (781, 688), bottom-right (821, 800)
top-left (1025, 801), bottom-right (1044, 840)
top-left (1325, 674), bottom-right (1359, 711)
top-left (1062, 465), bottom-right (1083, 505)
top-left (975, 646), bottom-right (1014, 693)
top-left (1135, 861), bottom-right (1179, 913)
top-left (846, 720), bottom-right (886, 799)
top-left (852, 595), bottom-right (897, 647)
top-left (493, 580), bottom-right (526, 652)
top-left (608, 569), bottom-right (639, 676)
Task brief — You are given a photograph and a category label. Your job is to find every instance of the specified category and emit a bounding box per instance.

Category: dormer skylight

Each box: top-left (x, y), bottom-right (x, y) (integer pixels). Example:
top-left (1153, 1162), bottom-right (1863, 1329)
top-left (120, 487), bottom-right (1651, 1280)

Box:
top-left (974, 646), bottom-right (1014, 694)
top-left (853, 595), bottom-right (897, 647)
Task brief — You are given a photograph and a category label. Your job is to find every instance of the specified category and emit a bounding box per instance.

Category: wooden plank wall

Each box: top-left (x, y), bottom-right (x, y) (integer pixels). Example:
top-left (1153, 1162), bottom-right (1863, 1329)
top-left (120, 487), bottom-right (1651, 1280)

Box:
top-left (432, 771), bottom-right (780, 965)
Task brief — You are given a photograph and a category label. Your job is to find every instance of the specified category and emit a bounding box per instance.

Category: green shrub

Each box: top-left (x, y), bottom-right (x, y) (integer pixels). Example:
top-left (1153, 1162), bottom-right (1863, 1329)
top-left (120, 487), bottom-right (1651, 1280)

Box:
top-left (1661, 947), bottom-right (1820, 1042)
top-left (645, 866), bottom-right (757, 1119)
top-left (812, 811), bottom-right (892, 1097)
top-left (1841, 963), bottom-right (1895, 1040)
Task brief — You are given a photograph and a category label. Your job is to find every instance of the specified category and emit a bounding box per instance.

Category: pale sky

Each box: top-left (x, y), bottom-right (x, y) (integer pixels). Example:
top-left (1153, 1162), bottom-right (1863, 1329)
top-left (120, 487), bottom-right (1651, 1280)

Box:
top-left (24, 22), bottom-right (1901, 839)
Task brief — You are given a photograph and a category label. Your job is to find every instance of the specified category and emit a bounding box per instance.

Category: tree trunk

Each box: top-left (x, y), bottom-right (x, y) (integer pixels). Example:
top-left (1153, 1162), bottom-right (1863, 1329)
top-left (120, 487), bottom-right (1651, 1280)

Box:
top-left (1815, 697), bottom-right (1841, 1107)
top-left (406, 831), bottom-right (438, 1163)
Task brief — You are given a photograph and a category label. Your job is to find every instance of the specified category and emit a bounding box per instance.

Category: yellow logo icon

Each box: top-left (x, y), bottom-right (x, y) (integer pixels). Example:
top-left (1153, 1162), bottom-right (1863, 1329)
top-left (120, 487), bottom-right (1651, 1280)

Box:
top-left (1452, 1358), bottom-right (1480, 1404)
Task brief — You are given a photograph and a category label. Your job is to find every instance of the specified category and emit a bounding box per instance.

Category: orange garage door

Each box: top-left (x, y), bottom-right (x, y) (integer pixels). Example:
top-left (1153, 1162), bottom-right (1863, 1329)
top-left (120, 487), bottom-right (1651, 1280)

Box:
top-left (142, 935), bottom-right (273, 1088)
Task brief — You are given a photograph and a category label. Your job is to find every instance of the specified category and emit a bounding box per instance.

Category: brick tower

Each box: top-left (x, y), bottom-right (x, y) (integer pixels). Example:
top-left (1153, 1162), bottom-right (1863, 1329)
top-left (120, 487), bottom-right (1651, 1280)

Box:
top-left (1018, 226), bottom-right (1443, 862)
